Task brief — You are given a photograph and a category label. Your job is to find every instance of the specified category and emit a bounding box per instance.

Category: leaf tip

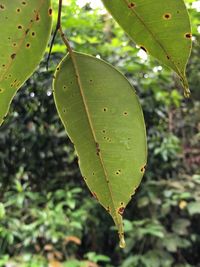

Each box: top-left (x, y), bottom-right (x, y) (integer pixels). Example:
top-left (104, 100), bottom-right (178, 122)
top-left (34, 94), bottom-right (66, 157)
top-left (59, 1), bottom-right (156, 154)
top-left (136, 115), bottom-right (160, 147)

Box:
top-left (184, 87), bottom-right (191, 98)
top-left (119, 233), bottom-right (126, 248)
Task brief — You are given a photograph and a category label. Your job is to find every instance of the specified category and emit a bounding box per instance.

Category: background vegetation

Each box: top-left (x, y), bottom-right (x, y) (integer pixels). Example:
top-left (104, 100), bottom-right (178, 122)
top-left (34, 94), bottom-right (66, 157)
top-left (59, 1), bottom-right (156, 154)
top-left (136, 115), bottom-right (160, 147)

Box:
top-left (0, 0), bottom-right (199, 266)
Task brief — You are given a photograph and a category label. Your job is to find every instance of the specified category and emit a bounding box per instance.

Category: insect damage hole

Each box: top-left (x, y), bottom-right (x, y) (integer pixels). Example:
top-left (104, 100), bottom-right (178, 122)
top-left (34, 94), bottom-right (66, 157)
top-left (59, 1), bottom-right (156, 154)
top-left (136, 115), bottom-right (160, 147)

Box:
top-left (115, 170), bottom-right (121, 175)
top-left (185, 33), bottom-right (192, 39)
top-left (102, 107), bottom-right (108, 112)
top-left (0, 88), bottom-right (4, 93)
top-left (140, 165), bottom-right (146, 173)
top-left (35, 13), bottom-right (40, 21)
top-left (0, 4), bottom-right (5, 10)
top-left (163, 13), bottom-right (172, 20)
top-left (118, 202), bottom-right (125, 215)
top-left (11, 53), bottom-right (16, 60)
top-left (17, 25), bottom-right (23, 30)
top-left (48, 8), bottom-right (52, 16)
top-left (140, 46), bottom-right (147, 53)
top-left (128, 2), bottom-right (135, 8)
top-left (63, 85), bottom-right (68, 92)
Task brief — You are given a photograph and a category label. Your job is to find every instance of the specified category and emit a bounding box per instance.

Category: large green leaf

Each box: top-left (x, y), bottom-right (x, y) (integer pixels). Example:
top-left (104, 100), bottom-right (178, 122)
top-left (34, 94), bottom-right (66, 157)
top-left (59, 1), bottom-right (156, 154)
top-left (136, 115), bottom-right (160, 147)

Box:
top-left (101, 0), bottom-right (192, 97)
top-left (0, 0), bottom-right (52, 126)
top-left (53, 52), bottom-right (147, 247)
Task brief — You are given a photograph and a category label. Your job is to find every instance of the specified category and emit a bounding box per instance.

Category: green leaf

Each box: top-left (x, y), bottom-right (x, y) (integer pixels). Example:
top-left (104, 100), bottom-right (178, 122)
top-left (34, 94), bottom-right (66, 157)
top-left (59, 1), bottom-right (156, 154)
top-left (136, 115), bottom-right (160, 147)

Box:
top-left (0, 0), bottom-right (52, 126)
top-left (187, 201), bottom-right (200, 215)
top-left (101, 0), bottom-right (192, 96)
top-left (53, 52), bottom-right (147, 247)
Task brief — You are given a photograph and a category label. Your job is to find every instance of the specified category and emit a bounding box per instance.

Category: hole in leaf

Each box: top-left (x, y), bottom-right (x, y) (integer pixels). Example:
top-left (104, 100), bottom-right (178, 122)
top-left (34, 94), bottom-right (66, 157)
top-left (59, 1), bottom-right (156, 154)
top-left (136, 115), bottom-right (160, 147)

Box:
top-left (140, 46), bottom-right (147, 53)
top-left (128, 2), bottom-right (135, 8)
top-left (185, 33), bottom-right (192, 39)
top-left (48, 8), bottom-right (52, 16)
top-left (118, 206), bottom-right (125, 215)
top-left (163, 13), bottom-right (172, 20)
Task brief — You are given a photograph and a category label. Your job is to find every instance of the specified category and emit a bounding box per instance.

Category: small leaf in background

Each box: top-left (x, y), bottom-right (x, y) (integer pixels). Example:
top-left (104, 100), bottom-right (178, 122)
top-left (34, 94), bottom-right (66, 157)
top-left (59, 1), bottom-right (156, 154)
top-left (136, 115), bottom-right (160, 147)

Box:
top-left (0, 0), bottom-right (52, 126)
top-left (53, 52), bottom-right (147, 247)
top-left (101, 0), bottom-right (192, 96)
top-left (187, 201), bottom-right (200, 215)
top-left (0, 202), bottom-right (6, 219)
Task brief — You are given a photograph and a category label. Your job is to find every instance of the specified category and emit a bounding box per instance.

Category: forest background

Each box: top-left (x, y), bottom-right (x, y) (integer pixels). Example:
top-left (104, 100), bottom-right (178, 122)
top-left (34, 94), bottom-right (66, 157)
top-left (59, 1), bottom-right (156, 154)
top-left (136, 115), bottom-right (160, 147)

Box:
top-left (0, 0), bottom-right (199, 266)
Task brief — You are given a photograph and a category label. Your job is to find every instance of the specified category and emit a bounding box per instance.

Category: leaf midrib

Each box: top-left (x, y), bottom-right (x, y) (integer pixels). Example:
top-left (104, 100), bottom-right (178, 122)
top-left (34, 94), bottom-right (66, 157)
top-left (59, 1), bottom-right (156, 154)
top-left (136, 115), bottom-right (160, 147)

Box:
top-left (68, 52), bottom-right (120, 225)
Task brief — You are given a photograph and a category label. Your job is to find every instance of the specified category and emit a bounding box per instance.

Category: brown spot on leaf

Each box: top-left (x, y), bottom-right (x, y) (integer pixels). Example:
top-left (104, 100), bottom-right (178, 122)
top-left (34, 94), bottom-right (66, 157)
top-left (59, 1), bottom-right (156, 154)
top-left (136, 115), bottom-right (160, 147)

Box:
top-left (140, 164), bottom-right (146, 173)
top-left (118, 207), bottom-right (125, 215)
top-left (11, 53), bottom-right (16, 59)
top-left (185, 33), bottom-right (192, 39)
top-left (163, 13), bottom-right (172, 20)
top-left (96, 142), bottom-right (100, 155)
top-left (35, 13), bottom-right (40, 21)
top-left (116, 170), bottom-right (121, 175)
top-left (0, 4), bottom-right (5, 10)
top-left (48, 8), bottom-right (52, 16)
top-left (128, 2), bottom-right (135, 8)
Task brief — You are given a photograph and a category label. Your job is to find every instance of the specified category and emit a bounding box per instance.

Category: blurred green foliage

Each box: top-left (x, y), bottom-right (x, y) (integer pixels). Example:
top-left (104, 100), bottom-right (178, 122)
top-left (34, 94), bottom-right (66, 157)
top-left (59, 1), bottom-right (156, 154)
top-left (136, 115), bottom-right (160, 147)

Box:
top-left (0, 0), bottom-right (199, 266)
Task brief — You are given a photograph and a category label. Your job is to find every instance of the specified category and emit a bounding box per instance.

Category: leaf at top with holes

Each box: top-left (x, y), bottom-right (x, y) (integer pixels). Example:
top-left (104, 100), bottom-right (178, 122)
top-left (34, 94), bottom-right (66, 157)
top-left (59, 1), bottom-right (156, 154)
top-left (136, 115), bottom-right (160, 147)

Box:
top-left (0, 0), bottom-right (52, 126)
top-left (101, 0), bottom-right (192, 97)
top-left (53, 52), bottom-right (147, 248)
